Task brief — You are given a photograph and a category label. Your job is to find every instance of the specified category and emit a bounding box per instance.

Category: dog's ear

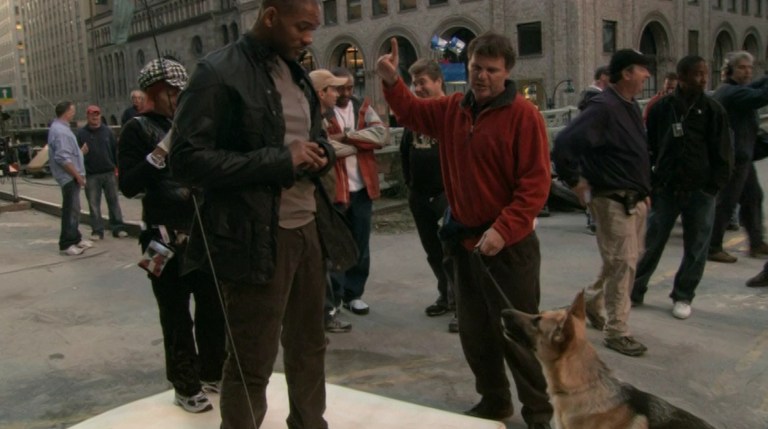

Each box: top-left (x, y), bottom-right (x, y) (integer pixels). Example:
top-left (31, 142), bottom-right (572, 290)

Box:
top-left (569, 289), bottom-right (586, 321)
top-left (556, 291), bottom-right (586, 346)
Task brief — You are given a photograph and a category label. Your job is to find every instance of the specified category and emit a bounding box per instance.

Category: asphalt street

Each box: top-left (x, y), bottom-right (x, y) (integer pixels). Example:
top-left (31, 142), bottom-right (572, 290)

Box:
top-left (1, 171), bottom-right (767, 429)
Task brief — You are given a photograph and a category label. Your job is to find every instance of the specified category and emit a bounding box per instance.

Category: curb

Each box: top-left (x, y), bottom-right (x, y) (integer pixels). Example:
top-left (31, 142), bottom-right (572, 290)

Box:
top-left (0, 190), bottom-right (143, 237)
top-left (1, 190), bottom-right (408, 236)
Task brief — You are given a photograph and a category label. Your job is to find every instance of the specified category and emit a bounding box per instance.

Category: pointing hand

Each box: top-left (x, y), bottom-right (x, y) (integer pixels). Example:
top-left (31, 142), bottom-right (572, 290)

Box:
top-left (375, 37), bottom-right (400, 87)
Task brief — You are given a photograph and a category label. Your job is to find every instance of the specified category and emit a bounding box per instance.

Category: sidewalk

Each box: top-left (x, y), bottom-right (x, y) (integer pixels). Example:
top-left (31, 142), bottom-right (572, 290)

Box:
top-left (0, 175), bottom-right (407, 235)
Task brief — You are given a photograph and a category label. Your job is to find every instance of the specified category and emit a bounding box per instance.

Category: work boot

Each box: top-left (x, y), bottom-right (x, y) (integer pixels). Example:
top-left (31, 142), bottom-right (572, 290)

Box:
top-left (746, 270), bottom-right (768, 287)
top-left (603, 336), bottom-right (647, 357)
top-left (708, 250), bottom-right (737, 263)
top-left (425, 301), bottom-right (450, 317)
top-left (749, 243), bottom-right (768, 258)
top-left (464, 395), bottom-right (514, 420)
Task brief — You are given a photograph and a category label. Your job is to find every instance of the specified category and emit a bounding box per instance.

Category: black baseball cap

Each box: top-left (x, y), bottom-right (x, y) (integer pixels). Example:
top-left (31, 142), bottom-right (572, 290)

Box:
top-left (609, 49), bottom-right (651, 76)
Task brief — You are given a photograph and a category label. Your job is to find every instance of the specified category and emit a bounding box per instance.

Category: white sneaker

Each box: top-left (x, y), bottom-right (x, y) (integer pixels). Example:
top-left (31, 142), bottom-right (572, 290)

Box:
top-left (344, 298), bottom-right (370, 315)
top-left (116, 230), bottom-right (129, 238)
top-left (201, 380), bottom-right (221, 394)
top-left (76, 239), bottom-right (94, 249)
top-left (60, 245), bottom-right (84, 256)
top-left (672, 301), bottom-right (692, 319)
top-left (90, 233), bottom-right (103, 241)
top-left (174, 391), bottom-right (213, 413)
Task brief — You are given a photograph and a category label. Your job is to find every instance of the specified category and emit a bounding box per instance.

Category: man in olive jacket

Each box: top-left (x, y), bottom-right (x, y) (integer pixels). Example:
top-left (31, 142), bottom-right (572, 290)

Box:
top-left (170, 1), bottom-right (356, 428)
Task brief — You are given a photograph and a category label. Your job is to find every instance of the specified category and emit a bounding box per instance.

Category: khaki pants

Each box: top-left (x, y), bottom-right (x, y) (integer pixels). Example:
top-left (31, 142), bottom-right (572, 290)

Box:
top-left (587, 196), bottom-right (648, 338)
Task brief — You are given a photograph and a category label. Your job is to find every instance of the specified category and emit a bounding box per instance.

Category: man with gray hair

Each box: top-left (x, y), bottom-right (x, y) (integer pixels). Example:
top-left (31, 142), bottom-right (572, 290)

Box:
top-left (708, 51), bottom-right (768, 263)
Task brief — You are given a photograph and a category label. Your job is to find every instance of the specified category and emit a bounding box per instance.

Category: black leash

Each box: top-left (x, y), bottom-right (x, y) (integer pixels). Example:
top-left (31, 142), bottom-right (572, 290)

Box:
top-left (472, 248), bottom-right (514, 310)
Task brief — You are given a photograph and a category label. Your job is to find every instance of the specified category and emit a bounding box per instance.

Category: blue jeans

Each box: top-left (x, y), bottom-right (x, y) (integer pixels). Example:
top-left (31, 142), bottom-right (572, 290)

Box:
top-left (330, 189), bottom-right (372, 303)
top-left (85, 171), bottom-right (125, 236)
top-left (632, 188), bottom-right (716, 303)
top-left (59, 180), bottom-right (83, 250)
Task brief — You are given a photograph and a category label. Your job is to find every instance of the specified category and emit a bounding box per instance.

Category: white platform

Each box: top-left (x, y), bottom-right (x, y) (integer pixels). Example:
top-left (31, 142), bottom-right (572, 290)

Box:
top-left (70, 373), bottom-right (504, 429)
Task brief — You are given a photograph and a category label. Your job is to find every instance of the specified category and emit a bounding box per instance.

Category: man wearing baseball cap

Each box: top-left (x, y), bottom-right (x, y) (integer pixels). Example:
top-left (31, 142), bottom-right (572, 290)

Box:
top-left (76, 104), bottom-right (127, 240)
top-left (309, 68), bottom-right (358, 334)
top-left (118, 58), bottom-right (226, 414)
top-left (553, 49), bottom-right (652, 357)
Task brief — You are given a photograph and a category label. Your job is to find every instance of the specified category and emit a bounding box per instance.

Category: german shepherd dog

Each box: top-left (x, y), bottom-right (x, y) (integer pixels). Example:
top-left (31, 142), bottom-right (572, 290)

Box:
top-left (501, 291), bottom-right (716, 429)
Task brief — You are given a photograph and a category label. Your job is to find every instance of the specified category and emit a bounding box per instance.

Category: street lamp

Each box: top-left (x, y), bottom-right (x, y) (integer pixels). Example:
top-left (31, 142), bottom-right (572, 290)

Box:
top-left (546, 79), bottom-right (575, 109)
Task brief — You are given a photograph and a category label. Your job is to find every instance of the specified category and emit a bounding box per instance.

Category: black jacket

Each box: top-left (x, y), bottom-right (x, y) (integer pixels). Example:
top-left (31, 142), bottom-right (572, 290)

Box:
top-left (712, 76), bottom-right (768, 163)
top-left (77, 124), bottom-right (118, 175)
top-left (646, 88), bottom-right (733, 195)
top-left (170, 33), bottom-right (356, 285)
top-left (119, 113), bottom-right (194, 230)
top-left (553, 86), bottom-right (651, 195)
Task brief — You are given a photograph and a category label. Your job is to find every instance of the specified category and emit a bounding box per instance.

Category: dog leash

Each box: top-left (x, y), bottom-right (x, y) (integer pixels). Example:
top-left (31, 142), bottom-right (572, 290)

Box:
top-left (472, 248), bottom-right (514, 310)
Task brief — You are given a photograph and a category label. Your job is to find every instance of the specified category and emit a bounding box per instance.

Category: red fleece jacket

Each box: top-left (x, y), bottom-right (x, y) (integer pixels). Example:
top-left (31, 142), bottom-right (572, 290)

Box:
top-left (383, 78), bottom-right (550, 247)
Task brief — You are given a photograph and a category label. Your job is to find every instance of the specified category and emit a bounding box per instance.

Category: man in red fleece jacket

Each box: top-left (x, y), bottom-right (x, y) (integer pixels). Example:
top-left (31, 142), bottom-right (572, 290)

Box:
top-left (377, 33), bottom-right (553, 429)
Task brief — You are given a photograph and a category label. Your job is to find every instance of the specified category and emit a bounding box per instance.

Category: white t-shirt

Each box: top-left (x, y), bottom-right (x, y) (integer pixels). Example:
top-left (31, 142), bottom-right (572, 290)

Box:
top-left (334, 103), bottom-right (364, 192)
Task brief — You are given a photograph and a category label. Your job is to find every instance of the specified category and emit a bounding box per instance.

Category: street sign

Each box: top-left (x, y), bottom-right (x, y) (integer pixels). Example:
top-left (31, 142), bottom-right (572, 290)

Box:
top-left (0, 86), bottom-right (13, 105)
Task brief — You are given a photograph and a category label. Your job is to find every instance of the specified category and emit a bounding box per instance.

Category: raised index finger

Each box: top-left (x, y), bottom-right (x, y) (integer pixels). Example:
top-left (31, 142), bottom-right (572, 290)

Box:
top-left (390, 37), bottom-right (398, 59)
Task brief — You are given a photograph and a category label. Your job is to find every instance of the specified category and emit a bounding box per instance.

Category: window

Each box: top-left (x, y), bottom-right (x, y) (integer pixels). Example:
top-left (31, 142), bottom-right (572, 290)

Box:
top-left (429, 0), bottom-right (448, 4)
top-left (191, 35), bottom-right (203, 57)
top-left (323, 0), bottom-right (337, 25)
top-left (688, 30), bottom-right (699, 54)
top-left (757, 0), bottom-right (763, 15)
top-left (712, 0), bottom-right (722, 8)
top-left (400, 0), bottom-right (417, 11)
top-left (517, 22), bottom-right (542, 56)
top-left (373, 0), bottom-right (388, 16)
top-left (742, 0), bottom-right (749, 13)
top-left (727, 0), bottom-right (736, 11)
top-left (602, 20), bottom-right (616, 53)
top-left (220, 24), bottom-right (229, 45)
top-left (347, 0), bottom-right (361, 20)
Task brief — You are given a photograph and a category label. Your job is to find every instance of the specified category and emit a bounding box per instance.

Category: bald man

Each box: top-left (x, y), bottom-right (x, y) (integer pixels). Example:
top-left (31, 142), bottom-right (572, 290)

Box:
top-left (171, 1), bottom-right (357, 427)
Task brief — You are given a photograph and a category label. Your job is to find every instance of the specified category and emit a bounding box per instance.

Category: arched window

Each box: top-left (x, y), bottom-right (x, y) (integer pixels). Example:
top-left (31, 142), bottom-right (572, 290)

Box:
top-left (191, 35), bottom-right (203, 57)
top-left (221, 25), bottom-right (229, 46)
top-left (712, 31), bottom-right (734, 89)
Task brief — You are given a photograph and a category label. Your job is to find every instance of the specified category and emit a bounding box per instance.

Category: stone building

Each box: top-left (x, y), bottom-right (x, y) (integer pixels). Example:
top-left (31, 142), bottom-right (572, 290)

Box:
top-left (86, 0), bottom-right (258, 125)
top-left (0, 0), bottom-right (30, 129)
top-left (19, 0), bottom-right (92, 128)
top-left (308, 0), bottom-right (768, 111)
top-left (20, 0), bottom-right (768, 127)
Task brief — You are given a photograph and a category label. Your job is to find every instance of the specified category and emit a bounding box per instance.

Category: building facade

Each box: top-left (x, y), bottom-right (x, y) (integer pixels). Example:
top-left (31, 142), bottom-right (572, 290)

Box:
top-left (10, 0), bottom-right (768, 129)
top-left (86, 0), bottom-right (259, 125)
top-left (20, 0), bottom-right (91, 128)
top-left (308, 0), bottom-right (768, 111)
top-left (0, 0), bottom-right (30, 129)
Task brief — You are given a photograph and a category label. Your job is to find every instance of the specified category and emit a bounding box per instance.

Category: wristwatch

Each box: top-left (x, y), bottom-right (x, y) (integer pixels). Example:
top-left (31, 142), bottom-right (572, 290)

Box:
top-left (146, 152), bottom-right (166, 169)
